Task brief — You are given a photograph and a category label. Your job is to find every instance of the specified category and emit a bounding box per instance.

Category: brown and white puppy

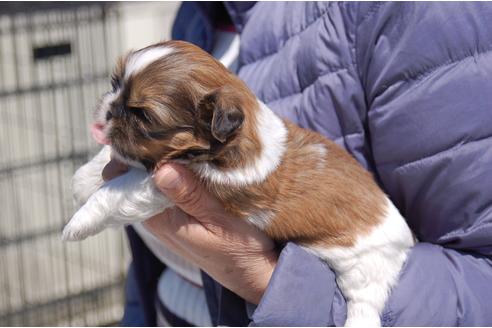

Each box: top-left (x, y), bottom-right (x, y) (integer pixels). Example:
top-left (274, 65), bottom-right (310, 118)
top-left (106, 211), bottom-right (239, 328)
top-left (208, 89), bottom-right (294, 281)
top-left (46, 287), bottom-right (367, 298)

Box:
top-left (64, 41), bottom-right (415, 326)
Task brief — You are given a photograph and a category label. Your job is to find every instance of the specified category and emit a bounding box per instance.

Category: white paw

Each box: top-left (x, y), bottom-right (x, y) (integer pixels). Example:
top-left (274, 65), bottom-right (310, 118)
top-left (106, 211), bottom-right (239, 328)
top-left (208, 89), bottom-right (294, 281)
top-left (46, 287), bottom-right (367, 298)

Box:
top-left (62, 209), bottom-right (105, 241)
top-left (72, 171), bottom-right (104, 208)
top-left (345, 315), bottom-right (381, 327)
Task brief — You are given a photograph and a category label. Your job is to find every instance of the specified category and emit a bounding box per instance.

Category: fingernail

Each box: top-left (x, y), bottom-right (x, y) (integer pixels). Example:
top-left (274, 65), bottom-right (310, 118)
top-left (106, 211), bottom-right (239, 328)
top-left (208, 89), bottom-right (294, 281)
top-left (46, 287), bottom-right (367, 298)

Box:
top-left (155, 165), bottom-right (181, 191)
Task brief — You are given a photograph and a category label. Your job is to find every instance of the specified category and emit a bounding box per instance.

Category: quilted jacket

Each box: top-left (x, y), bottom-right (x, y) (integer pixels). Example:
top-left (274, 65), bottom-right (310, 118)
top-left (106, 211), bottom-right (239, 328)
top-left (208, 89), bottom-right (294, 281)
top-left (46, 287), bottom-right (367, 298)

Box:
top-left (124, 2), bottom-right (492, 326)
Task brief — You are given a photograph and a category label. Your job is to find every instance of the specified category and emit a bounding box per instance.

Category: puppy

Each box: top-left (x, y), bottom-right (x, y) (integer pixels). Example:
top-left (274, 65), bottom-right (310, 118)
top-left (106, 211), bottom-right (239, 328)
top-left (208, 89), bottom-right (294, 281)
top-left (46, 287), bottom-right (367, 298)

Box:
top-left (64, 41), bottom-right (415, 326)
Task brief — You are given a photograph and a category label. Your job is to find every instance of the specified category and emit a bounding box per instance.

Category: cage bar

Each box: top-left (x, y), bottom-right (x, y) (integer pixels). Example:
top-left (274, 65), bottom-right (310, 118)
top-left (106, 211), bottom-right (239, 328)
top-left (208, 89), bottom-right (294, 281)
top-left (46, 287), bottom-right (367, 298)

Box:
top-left (0, 3), bottom-right (129, 326)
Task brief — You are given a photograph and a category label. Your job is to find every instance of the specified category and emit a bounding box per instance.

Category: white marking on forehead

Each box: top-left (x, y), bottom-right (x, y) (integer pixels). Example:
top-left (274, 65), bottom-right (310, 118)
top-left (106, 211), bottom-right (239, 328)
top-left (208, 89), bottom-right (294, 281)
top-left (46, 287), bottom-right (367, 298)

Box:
top-left (95, 91), bottom-right (119, 124)
top-left (124, 46), bottom-right (174, 79)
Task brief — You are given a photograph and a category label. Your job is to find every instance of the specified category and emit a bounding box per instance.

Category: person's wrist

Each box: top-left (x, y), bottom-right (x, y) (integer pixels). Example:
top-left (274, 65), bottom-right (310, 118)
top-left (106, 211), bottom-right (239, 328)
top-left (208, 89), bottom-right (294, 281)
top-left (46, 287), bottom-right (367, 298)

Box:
top-left (229, 249), bottom-right (278, 305)
top-left (250, 250), bottom-right (278, 304)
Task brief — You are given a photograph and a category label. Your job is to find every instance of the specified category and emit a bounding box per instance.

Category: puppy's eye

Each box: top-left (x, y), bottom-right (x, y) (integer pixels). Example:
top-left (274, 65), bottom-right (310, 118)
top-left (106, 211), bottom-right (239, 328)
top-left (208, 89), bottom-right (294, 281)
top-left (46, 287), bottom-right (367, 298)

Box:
top-left (129, 107), bottom-right (150, 122)
top-left (110, 75), bottom-right (121, 92)
top-left (106, 111), bottom-right (113, 121)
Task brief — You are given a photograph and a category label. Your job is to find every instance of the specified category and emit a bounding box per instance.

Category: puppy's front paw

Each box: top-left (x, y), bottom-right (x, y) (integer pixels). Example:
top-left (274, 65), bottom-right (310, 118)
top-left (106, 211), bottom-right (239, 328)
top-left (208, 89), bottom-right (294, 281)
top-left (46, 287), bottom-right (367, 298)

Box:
top-left (62, 209), bottom-right (105, 241)
top-left (72, 173), bottom-right (104, 208)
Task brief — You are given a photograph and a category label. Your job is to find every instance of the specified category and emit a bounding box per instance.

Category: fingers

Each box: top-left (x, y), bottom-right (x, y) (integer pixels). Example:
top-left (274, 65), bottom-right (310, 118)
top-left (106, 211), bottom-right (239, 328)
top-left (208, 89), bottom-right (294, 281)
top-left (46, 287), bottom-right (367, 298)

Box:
top-left (153, 163), bottom-right (224, 220)
top-left (102, 159), bottom-right (129, 181)
top-left (143, 207), bottom-right (215, 262)
top-left (145, 207), bottom-right (204, 240)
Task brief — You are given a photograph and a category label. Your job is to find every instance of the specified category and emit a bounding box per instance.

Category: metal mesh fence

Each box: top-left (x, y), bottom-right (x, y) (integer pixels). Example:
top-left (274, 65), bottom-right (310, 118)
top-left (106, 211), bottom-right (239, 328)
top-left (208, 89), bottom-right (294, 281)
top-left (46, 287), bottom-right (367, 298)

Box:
top-left (0, 3), bottom-right (130, 326)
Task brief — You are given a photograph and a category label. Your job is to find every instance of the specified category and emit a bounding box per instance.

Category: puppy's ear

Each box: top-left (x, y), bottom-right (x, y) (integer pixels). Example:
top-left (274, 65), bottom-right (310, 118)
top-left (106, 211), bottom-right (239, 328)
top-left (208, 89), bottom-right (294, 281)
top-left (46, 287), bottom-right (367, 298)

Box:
top-left (197, 87), bottom-right (244, 143)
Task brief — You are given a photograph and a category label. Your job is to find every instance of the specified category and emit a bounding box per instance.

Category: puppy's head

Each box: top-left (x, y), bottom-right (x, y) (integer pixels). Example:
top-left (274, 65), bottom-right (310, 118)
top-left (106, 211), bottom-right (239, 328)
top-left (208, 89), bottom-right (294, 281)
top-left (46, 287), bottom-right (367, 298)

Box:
top-left (92, 41), bottom-right (259, 170)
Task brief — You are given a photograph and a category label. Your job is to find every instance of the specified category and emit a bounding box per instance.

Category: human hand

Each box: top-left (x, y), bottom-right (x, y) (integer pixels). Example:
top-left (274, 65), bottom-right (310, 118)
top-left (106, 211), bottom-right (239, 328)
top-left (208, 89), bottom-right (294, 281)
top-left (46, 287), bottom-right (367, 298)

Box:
top-left (102, 159), bottom-right (278, 304)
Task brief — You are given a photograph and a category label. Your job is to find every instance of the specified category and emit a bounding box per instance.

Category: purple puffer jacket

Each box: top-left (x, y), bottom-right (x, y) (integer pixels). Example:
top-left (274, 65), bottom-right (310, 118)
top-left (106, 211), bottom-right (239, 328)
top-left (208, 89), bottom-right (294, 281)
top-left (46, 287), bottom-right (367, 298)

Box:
top-left (229, 2), bottom-right (492, 326)
top-left (125, 2), bottom-right (492, 326)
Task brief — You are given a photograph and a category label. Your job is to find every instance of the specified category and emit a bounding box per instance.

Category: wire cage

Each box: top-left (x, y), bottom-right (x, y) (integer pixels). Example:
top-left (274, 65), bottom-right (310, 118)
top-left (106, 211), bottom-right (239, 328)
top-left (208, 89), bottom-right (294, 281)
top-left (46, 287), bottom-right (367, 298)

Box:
top-left (0, 2), bottom-right (130, 326)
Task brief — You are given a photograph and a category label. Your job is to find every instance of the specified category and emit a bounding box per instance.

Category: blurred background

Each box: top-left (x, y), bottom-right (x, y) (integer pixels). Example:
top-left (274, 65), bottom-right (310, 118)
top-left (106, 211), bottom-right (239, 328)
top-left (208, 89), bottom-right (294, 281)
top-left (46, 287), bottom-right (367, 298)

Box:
top-left (0, 2), bottom-right (179, 326)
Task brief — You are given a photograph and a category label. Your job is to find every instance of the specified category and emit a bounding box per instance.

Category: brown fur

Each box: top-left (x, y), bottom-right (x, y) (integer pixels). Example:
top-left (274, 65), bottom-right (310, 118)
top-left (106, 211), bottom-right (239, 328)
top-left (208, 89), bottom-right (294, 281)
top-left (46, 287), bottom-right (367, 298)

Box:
top-left (204, 121), bottom-right (385, 247)
top-left (105, 40), bottom-right (386, 248)
top-left (108, 41), bottom-right (261, 171)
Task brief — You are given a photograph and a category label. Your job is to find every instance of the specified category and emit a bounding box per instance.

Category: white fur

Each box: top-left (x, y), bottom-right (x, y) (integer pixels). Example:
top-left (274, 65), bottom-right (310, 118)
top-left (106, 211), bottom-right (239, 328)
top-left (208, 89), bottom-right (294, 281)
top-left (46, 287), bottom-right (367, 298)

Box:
top-left (192, 101), bottom-right (288, 186)
top-left (94, 46), bottom-right (173, 128)
top-left (64, 162), bottom-right (171, 241)
top-left (91, 47), bottom-right (174, 137)
top-left (124, 46), bottom-right (174, 79)
top-left (303, 197), bottom-right (415, 326)
top-left (308, 143), bottom-right (327, 169)
top-left (64, 146), bottom-right (169, 240)
top-left (246, 210), bottom-right (274, 230)
top-left (309, 143), bottom-right (327, 158)
top-left (95, 91), bottom-right (118, 124)
top-left (71, 146), bottom-right (111, 207)
top-left (93, 91), bottom-right (118, 142)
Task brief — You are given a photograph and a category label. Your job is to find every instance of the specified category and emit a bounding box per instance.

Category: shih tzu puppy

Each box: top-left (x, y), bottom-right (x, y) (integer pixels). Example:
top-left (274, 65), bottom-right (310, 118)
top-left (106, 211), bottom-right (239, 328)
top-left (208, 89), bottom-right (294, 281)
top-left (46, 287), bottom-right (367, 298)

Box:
top-left (63, 41), bottom-right (415, 326)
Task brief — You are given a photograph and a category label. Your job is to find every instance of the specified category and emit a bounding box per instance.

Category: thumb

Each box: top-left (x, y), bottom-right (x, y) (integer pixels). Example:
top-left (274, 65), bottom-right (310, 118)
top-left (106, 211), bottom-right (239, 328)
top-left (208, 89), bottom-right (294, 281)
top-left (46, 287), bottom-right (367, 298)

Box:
top-left (153, 163), bottom-right (223, 219)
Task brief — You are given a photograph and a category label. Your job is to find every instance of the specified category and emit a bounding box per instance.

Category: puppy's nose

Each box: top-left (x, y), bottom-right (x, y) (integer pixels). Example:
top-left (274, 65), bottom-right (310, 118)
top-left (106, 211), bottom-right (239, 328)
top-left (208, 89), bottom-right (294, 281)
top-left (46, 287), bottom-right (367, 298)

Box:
top-left (90, 123), bottom-right (111, 145)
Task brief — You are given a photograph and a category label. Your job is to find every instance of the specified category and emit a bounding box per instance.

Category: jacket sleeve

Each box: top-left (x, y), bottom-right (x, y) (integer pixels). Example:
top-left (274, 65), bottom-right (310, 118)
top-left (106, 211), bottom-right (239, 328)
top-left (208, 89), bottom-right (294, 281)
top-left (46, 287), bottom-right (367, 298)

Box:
top-left (251, 242), bottom-right (492, 326)
top-left (251, 2), bottom-right (492, 326)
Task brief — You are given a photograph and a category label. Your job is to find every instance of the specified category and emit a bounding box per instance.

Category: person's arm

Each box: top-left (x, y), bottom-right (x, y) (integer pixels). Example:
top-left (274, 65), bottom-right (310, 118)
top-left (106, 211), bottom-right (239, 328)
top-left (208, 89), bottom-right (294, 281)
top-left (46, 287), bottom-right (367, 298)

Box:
top-left (144, 164), bottom-right (278, 306)
top-left (250, 2), bottom-right (492, 326)
top-left (135, 159), bottom-right (492, 326)
top-left (250, 242), bottom-right (492, 326)
top-left (118, 157), bottom-right (492, 326)
top-left (122, 2), bottom-right (492, 325)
